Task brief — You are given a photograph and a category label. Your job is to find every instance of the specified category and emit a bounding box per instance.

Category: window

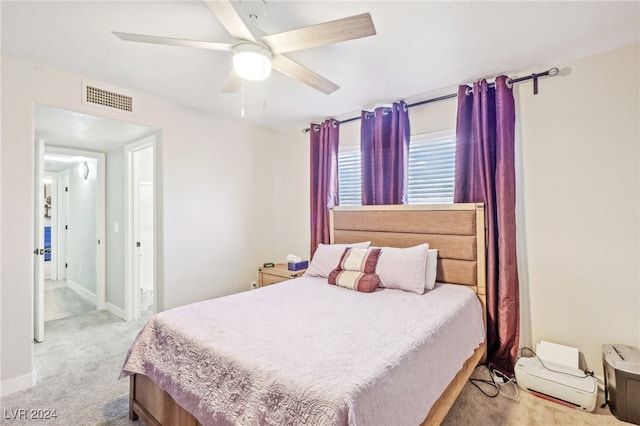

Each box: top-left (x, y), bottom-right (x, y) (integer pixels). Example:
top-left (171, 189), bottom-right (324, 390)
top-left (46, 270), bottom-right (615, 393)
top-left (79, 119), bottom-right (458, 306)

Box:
top-left (337, 132), bottom-right (456, 206)
top-left (407, 133), bottom-right (456, 204)
top-left (337, 149), bottom-right (362, 206)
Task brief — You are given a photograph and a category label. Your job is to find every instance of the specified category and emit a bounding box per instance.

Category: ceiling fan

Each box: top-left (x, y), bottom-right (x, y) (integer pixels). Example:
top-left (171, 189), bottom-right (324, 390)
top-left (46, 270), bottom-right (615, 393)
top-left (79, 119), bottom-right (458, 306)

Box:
top-left (113, 0), bottom-right (376, 95)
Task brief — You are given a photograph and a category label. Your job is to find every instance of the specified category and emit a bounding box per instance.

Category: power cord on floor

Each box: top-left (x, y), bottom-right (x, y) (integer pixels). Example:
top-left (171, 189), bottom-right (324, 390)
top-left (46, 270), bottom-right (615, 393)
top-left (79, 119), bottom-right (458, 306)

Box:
top-left (469, 364), bottom-right (519, 399)
top-left (488, 363), bottom-right (519, 399)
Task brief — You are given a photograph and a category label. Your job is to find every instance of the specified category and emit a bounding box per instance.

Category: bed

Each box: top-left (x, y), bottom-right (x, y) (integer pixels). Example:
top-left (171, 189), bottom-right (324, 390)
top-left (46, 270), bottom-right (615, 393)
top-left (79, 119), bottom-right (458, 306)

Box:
top-left (121, 203), bottom-right (487, 425)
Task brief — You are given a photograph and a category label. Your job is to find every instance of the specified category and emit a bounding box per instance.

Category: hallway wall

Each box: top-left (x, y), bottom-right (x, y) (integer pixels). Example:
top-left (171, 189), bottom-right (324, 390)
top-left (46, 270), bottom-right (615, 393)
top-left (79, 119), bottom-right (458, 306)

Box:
top-left (66, 159), bottom-right (98, 299)
top-left (106, 147), bottom-right (126, 311)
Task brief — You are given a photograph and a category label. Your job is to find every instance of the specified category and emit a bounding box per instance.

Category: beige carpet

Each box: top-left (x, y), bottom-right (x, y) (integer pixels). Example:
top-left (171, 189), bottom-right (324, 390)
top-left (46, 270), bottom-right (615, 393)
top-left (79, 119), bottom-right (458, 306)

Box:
top-left (442, 366), bottom-right (632, 425)
top-left (0, 310), bottom-right (146, 425)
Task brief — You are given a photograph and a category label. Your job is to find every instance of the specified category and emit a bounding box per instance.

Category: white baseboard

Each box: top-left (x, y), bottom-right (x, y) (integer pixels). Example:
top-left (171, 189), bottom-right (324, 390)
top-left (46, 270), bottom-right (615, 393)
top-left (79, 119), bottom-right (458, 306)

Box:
top-left (66, 279), bottom-right (97, 305)
top-left (1, 370), bottom-right (36, 396)
top-left (106, 302), bottom-right (127, 321)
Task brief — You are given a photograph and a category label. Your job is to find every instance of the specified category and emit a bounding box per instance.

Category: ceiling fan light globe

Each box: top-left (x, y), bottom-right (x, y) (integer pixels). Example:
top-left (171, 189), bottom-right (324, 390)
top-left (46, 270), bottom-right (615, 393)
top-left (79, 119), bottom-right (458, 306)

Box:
top-left (232, 44), bottom-right (272, 81)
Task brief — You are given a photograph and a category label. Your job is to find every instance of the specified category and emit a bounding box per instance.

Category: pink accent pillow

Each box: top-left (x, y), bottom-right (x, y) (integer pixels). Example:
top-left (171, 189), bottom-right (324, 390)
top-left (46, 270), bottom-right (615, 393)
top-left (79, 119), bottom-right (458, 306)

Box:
top-left (328, 247), bottom-right (381, 293)
top-left (304, 242), bottom-right (371, 278)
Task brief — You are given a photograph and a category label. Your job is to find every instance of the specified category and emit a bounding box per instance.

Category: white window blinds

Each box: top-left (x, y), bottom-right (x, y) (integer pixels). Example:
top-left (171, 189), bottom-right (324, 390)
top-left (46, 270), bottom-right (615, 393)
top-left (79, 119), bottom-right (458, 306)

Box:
top-left (337, 149), bottom-right (362, 206)
top-left (337, 132), bottom-right (456, 206)
top-left (407, 134), bottom-right (456, 204)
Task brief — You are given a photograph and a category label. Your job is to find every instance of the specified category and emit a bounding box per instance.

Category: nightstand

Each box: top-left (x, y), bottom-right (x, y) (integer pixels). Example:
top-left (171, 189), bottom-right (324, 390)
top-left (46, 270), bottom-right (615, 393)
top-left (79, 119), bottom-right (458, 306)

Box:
top-left (258, 263), bottom-right (307, 287)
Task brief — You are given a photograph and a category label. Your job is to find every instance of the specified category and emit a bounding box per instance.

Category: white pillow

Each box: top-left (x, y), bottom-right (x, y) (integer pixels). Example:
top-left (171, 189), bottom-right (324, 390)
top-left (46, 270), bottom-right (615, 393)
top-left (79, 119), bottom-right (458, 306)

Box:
top-left (425, 249), bottom-right (438, 291)
top-left (376, 244), bottom-right (429, 294)
top-left (304, 242), bottom-right (371, 278)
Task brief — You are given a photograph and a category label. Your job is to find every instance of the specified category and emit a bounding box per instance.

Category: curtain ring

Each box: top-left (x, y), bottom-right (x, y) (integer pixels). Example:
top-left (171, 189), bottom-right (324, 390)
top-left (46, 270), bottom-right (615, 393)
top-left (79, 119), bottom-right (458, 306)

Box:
top-left (465, 86), bottom-right (473, 96)
top-left (313, 124), bottom-right (320, 132)
top-left (506, 78), bottom-right (513, 89)
top-left (382, 108), bottom-right (390, 116)
top-left (395, 101), bottom-right (407, 112)
top-left (331, 120), bottom-right (338, 128)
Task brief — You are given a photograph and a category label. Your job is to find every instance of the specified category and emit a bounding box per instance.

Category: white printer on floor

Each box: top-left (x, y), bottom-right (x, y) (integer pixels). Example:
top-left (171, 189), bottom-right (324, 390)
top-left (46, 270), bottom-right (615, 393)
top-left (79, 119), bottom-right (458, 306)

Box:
top-left (515, 341), bottom-right (597, 411)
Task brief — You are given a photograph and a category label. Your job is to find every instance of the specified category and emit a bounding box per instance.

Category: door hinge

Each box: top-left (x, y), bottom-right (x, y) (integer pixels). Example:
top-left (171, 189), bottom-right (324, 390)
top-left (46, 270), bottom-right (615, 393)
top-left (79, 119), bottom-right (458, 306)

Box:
top-left (136, 242), bottom-right (141, 247)
top-left (65, 225), bottom-right (68, 230)
top-left (65, 263), bottom-right (68, 268)
top-left (65, 186), bottom-right (69, 192)
top-left (98, 239), bottom-right (101, 244)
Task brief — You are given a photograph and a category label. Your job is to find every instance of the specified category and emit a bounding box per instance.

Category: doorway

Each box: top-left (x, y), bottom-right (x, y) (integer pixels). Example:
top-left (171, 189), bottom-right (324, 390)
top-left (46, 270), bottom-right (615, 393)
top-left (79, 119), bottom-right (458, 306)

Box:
top-left (34, 147), bottom-right (105, 341)
top-left (33, 104), bottom-right (158, 344)
top-left (44, 152), bottom-right (101, 322)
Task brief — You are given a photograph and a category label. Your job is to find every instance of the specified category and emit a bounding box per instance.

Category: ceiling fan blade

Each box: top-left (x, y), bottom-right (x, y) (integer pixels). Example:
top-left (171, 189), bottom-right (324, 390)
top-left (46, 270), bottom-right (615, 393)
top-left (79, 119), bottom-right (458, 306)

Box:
top-left (221, 68), bottom-right (242, 93)
top-left (112, 31), bottom-right (233, 51)
top-left (262, 13), bottom-right (376, 54)
top-left (272, 55), bottom-right (339, 95)
top-left (203, 0), bottom-right (256, 42)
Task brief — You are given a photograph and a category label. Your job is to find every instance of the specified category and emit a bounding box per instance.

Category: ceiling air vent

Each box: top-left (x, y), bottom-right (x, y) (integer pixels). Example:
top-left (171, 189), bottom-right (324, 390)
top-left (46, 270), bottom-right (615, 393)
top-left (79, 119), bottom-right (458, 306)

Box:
top-left (84, 85), bottom-right (133, 112)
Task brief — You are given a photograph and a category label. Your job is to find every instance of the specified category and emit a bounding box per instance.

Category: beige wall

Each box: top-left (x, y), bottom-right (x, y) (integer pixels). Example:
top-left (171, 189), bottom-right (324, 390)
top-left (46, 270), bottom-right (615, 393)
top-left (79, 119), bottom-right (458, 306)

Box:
top-left (0, 55), bottom-right (284, 394)
top-left (516, 44), bottom-right (639, 375)
top-left (269, 133), bottom-right (312, 261)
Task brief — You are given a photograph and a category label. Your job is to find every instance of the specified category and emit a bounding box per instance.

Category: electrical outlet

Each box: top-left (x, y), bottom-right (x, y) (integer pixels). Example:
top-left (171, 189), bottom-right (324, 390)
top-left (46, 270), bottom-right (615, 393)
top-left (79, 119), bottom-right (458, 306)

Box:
top-left (250, 281), bottom-right (257, 290)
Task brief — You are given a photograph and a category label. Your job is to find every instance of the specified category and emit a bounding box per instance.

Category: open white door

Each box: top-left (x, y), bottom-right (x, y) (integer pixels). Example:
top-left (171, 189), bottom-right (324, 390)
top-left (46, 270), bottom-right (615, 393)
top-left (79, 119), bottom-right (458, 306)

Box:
top-left (135, 179), bottom-right (155, 314)
top-left (34, 139), bottom-right (45, 342)
top-left (125, 136), bottom-right (156, 321)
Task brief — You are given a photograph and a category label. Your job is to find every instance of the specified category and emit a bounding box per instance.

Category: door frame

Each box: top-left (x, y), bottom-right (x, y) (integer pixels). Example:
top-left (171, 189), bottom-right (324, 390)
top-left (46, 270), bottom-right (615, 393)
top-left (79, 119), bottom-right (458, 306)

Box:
top-left (55, 169), bottom-right (70, 281)
top-left (43, 146), bottom-right (106, 309)
top-left (34, 140), bottom-right (45, 342)
top-left (124, 135), bottom-right (157, 321)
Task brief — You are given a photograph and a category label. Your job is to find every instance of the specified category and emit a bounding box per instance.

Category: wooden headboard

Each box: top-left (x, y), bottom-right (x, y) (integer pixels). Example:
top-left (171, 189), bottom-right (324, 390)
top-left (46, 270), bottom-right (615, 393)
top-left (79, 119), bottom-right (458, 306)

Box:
top-left (330, 203), bottom-right (486, 321)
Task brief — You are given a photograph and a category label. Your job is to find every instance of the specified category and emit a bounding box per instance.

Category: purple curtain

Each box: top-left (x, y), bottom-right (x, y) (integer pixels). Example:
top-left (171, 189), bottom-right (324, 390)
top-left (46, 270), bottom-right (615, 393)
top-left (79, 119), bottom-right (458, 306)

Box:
top-left (361, 101), bottom-right (410, 205)
top-left (454, 76), bottom-right (520, 375)
top-left (310, 119), bottom-right (339, 257)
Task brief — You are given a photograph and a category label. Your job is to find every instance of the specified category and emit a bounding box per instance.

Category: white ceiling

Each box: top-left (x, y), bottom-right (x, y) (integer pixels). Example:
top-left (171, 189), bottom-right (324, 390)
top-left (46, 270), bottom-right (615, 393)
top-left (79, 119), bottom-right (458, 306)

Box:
top-left (36, 103), bottom-right (155, 171)
top-left (2, 1), bottom-right (639, 134)
top-left (43, 151), bottom-right (95, 173)
top-left (35, 104), bottom-right (156, 152)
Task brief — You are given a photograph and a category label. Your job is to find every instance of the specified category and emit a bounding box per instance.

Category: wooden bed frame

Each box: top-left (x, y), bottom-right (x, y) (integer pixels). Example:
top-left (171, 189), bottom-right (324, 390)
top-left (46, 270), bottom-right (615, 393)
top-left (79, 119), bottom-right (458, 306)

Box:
top-left (129, 203), bottom-right (487, 426)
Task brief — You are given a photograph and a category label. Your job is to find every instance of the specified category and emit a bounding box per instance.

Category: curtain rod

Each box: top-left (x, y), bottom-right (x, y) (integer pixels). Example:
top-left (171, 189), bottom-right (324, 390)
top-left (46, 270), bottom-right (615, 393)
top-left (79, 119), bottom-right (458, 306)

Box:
top-left (304, 67), bottom-right (559, 133)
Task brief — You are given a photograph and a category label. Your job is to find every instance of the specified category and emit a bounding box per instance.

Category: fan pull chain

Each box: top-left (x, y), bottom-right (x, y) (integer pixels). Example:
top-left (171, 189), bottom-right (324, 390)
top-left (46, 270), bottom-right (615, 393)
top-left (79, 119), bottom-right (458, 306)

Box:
top-left (261, 54), bottom-right (267, 110)
top-left (241, 80), bottom-right (245, 118)
top-left (262, 79), bottom-right (266, 110)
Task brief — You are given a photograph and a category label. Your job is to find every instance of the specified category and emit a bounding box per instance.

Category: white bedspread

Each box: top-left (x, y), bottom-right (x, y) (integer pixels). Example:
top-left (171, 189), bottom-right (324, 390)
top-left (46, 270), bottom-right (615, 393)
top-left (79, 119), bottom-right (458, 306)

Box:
top-left (121, 277), bottom-right (484, 426)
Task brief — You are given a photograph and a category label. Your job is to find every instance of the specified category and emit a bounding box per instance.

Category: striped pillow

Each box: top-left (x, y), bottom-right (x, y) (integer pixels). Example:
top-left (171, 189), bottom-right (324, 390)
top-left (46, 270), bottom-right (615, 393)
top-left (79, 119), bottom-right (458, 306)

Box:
top-left (328, 247), bottom-right (381, 293)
